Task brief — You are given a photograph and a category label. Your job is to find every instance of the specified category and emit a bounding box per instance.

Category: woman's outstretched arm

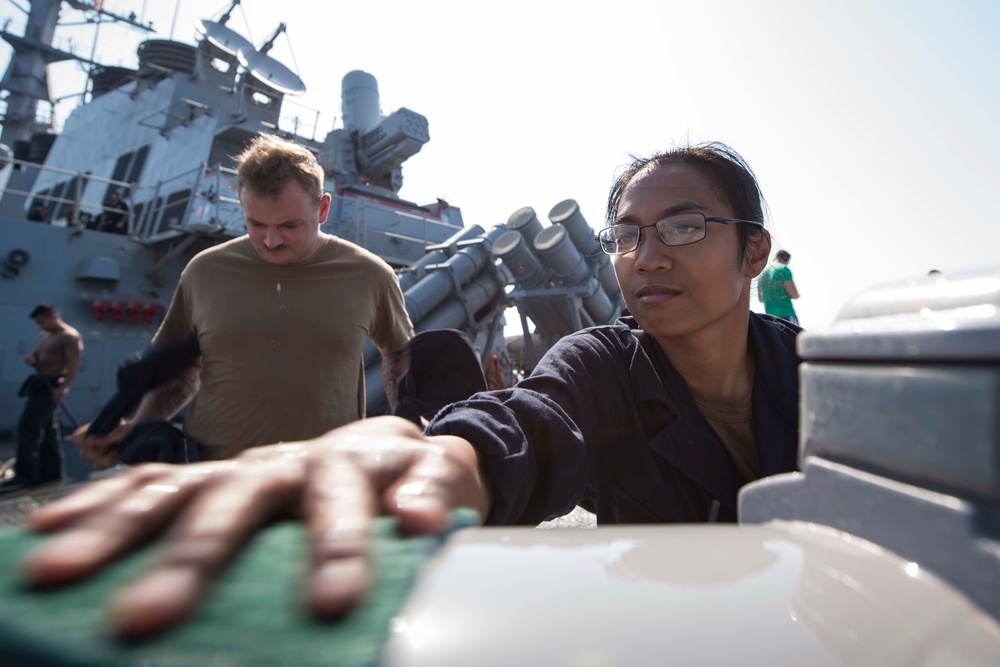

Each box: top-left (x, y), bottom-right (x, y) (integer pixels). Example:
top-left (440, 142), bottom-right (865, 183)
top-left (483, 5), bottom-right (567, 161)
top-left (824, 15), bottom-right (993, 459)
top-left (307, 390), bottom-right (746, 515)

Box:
top-left (22, 416), bottom-right (492, 638)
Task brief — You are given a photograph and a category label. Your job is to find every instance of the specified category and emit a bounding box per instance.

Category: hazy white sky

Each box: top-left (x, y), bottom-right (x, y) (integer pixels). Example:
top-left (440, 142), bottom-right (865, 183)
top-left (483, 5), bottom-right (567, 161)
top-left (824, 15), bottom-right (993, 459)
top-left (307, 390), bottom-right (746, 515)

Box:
top-left (5, 0), bottom-right (999, 329)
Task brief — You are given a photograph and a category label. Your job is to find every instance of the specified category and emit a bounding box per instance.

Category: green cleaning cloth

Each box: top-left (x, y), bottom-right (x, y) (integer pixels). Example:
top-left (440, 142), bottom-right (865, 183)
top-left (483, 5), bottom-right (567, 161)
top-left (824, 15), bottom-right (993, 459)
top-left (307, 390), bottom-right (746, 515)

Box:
top-left (0, 510), bottom-right (478, 667)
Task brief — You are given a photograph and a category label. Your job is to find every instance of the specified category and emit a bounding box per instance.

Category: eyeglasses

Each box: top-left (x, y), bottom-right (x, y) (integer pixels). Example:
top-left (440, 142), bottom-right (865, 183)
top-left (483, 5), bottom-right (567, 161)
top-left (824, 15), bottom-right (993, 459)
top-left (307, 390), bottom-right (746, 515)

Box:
top-left (596, 212), bottom-right (763, 255)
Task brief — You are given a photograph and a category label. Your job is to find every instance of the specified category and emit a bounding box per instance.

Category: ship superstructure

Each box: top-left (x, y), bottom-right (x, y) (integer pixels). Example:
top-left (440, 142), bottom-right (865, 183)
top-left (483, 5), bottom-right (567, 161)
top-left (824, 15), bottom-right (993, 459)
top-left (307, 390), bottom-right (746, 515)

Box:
top-left (0, 0), bottom-right (623, 434)
top-left (0, 0), bottom-right (466, 430)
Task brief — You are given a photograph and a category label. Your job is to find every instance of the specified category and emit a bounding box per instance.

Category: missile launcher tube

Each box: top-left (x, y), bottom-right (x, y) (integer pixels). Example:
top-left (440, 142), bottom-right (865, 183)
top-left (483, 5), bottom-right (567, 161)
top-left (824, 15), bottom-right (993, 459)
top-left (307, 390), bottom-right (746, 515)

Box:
top-left (493, 229), bottom-right (574, 333)
top-left (365, 225), bottom-right (496, 367)
top-left (492, 230), bottom-right (547, 289)
top-left (533, 224), bottom-right (591, 285)
top-left (365, 224), bottom-right (511, 411)
top-left (595, 256), bottom-right (619, 304)
top-left (365, 271), bottom-right (506, 414)
top-left (506, 206), bottom-right (545, 247)
top-left (415, 271), bottom-right (505, 333)
top-left (365, 200), bottom-right (624, 409)
top-left (533, 224), bottom-right (616, 323)
top-left (578, 277), bottom-right (612, 325)
top-left (548, 198), bottom-right (619, 299)
top-left (397, 224), bottom-right (486, 292)
top-left (548, 199), bottom-right (600, 255)
top-left (403, 224), bottom-right (509, 325)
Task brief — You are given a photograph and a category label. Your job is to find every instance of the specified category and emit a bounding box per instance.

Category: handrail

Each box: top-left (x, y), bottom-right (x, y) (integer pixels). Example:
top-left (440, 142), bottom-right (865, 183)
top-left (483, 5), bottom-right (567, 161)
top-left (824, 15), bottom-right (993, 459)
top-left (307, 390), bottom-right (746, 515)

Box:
top-left (3, 154), bottom-right (464, 252)
top-left (2, 154), bottom-right (133, 228)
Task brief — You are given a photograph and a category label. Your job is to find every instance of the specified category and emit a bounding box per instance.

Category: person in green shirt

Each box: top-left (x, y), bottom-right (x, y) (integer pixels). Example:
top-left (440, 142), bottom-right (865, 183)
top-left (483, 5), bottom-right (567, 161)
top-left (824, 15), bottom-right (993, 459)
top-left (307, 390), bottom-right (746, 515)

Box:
top-left (757, 250), bottom-right (799, 325)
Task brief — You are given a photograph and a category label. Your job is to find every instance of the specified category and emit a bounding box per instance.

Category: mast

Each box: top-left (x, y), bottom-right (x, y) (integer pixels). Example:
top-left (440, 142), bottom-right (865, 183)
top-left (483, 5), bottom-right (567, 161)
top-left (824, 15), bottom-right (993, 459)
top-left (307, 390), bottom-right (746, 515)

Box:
top-left (0, 0), bottom-right (66, 150)
top-left (0, 0), bottom-right (154, 152)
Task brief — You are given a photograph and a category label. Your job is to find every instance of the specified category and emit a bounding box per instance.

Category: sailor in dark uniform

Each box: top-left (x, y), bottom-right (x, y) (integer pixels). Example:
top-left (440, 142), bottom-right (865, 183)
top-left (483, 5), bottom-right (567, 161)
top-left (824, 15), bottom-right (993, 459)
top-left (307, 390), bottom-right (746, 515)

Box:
top-left (94, 190), bottom-right (130, 234)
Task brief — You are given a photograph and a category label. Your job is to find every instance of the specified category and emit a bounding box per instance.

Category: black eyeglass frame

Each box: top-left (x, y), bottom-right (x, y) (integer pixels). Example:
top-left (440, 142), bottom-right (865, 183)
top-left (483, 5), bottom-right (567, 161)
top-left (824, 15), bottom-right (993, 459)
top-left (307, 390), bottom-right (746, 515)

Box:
top-left (595, 214), bottom-right (764, 255)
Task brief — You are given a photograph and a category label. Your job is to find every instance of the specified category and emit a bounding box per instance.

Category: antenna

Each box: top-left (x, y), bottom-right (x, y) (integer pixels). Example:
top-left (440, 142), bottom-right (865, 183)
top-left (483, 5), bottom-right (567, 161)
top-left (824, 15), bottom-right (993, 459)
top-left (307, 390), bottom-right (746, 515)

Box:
top-left (196, 19), bottom-right (254, 56)
top-left (236, 23), bottom-right (306, 95)
top-left (237, 50), bottom-right (307, 95)
top-left (195, 0), bottom-right (253, 56)
top-left (64, 0), bottom-right (155, 32)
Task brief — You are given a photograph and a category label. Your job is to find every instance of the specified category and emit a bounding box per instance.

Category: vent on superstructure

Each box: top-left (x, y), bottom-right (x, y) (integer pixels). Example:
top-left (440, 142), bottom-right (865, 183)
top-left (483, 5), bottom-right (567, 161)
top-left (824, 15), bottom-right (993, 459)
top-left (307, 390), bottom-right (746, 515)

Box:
top-left (91, 66), bottom-right (136, 97)
top-left (137, 40), bottom-right (198, 81)
top-left (12, 141), bottom-right (30, 162)
top-left (29, 133), bottom-right (56, 164)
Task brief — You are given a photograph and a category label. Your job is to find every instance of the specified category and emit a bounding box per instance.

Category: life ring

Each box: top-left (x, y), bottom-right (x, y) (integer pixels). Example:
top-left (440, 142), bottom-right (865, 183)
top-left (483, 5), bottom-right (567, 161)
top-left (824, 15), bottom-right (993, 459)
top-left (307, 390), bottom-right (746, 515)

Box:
top-left (6, 249), bottom-right (29, 267)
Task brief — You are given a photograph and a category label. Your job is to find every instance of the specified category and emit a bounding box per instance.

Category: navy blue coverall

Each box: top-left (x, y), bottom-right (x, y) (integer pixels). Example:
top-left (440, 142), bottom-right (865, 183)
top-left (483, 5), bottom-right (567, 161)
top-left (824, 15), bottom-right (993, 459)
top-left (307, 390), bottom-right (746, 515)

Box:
top-left (427, 313), bottom-right (801, 525)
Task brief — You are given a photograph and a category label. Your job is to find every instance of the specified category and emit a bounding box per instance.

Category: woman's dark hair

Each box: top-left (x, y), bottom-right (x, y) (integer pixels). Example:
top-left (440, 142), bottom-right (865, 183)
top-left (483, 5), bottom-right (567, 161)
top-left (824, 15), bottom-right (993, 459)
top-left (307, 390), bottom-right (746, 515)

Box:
top-left (606, 142), bottom-right (768, 262)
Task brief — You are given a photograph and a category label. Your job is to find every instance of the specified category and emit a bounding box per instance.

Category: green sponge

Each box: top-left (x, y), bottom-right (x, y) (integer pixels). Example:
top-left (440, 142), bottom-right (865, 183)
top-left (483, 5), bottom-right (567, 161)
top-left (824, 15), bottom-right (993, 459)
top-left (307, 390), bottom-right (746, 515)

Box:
top-left (0, 509), bottom-right (479, 667)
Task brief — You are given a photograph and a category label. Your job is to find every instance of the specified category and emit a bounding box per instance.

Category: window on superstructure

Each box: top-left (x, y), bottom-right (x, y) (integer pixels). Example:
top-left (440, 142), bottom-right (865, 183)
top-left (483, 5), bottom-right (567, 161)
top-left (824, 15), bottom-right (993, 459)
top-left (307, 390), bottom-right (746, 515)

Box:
top-left (126, 146), bottom-right (150, 185)
top-left (60, 173), bottom-right (87, 220)
top-left (251, 91), bottom-right (274, 107)
top-left (48, 182), bottom-right (66, 219)
top-left (104, 146), bottom-right (150, 202)
top-left (29, 189), bottom-right (50, 216)
top-left (132, 201), bottom-right (145, 229)
top-left (107, 153), bottom-right (131, 200)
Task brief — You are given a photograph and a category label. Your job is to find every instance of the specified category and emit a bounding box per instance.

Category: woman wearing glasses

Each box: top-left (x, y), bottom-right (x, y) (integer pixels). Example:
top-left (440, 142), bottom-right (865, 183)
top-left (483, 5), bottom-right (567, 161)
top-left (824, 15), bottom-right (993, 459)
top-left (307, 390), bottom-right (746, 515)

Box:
top-left (25, 143), bottom-right (801, 636)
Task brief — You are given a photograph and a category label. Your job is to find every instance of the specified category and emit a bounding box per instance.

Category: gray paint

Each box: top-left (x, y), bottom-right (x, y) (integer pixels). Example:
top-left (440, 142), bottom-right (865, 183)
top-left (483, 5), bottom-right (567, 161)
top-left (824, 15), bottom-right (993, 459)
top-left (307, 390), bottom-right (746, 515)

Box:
top-left (800, 362), bottom-right (1000, 502)
top-left (742, 264), bottom-right (1000, 623)
top-left (0, 3), bottom-right (480, 433)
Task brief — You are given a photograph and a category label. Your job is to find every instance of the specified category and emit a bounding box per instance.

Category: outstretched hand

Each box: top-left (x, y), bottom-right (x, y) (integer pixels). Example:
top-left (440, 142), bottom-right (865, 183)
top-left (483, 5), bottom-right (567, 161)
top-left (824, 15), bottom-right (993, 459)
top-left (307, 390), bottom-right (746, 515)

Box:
top-left (23, 416), bottom-right (490, 638)
top-left (70, 420), bottom-right (133, 467)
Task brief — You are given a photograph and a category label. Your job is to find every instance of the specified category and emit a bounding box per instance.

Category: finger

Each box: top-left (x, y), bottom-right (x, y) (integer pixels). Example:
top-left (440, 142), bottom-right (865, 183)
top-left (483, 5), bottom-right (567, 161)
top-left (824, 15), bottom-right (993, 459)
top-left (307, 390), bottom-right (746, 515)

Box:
top-left (28, 465), bottom-right (161, 531)
top-left (109, 460), bottom-right (304, 637)
top-left (386, 451), bottom-right (457, 536)
top-left (91, 450), bottom-right (120, 468)
top-left (107, 565), bottom-right (204, 639)
top-left (387, 437), bottom-right (488, 535)
top-left (79, 439), bottom-right (100, 459)
top-left (303, 453), bottom-right (376, 618)
top-left (111, 421), bottom-right (133, 441)
top-left (70, 425), bottom-right (89, 448)
top-left (81, 446), bottom-right (111, 466)
top-left (81, 437), bottom-right (117, 464)
top-left (95, 430), bottom-right (124, 448)
top-left (24, 465), bottom-right (218, 586)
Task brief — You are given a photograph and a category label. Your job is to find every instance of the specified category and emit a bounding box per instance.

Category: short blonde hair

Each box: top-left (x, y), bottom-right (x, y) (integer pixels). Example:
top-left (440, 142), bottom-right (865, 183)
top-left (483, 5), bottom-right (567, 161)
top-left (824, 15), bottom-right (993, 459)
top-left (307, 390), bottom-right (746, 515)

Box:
top-left (235, 133), bottom-right (324, 204)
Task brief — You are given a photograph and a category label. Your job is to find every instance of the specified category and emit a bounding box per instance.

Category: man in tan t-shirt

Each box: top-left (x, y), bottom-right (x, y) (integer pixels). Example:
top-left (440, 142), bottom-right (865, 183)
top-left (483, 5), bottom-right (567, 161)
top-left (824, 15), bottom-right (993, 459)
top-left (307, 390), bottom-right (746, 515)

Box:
top-left (74, 133), bottom-right (413, 463)
top-left (1, 304), bottom-right (83, 492)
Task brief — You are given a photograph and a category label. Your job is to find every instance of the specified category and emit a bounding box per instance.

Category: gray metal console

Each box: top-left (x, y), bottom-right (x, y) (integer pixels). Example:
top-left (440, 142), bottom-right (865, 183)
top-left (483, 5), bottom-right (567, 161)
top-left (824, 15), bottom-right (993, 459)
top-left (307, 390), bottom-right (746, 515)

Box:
top-left (741, 265), bottom-right (1000, 620)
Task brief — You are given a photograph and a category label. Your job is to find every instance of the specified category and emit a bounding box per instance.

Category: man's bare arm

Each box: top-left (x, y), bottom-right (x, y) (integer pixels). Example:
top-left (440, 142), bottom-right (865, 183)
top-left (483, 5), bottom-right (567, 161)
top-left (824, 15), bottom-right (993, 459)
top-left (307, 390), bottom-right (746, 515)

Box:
top-left (72, 358), bottom-right (202, 465)
top-left (133, 359), bottom-right (202, 422)
top-left (52, 338), bottom-right (83, 403)
top-left (785, 280), bottom-right (800, 299)
top-left (62, 342), bottom-right (82, 387)
top-left (25, 338), bottom-right (42, 366)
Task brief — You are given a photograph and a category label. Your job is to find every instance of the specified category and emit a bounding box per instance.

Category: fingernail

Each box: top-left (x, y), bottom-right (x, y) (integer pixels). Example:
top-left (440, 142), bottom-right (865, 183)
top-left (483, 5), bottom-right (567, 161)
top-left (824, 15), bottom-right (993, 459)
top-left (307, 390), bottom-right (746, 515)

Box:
top-left (111, 566), bottom-right (202, 637)
top-left (24, 530), bottom-right (111, 584)
top-left (309, 557), bottom-right (368, 617)
top-left (395, 494), bottom-right (443, 512)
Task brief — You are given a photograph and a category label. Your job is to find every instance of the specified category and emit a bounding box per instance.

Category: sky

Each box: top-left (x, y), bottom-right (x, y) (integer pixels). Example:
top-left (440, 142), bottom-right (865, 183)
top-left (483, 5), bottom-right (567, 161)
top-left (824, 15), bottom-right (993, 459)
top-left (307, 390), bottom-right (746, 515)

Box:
top-left (3, 0), bottom-right (999, 330)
